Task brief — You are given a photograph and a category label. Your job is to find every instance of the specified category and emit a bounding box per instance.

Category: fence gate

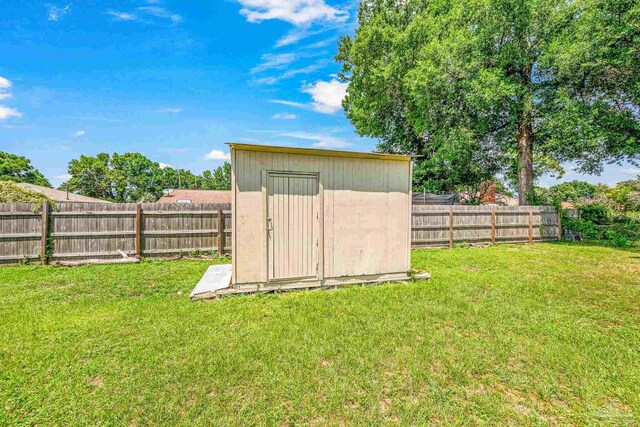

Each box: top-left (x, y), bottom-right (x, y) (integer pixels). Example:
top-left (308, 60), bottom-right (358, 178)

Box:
top-left (267, 172), bottom-right (319, 282)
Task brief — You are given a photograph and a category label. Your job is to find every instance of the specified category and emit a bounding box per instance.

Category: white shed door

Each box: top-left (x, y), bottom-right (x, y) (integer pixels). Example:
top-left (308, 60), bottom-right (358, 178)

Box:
top-left (267, 173), bottom-right (319, 282)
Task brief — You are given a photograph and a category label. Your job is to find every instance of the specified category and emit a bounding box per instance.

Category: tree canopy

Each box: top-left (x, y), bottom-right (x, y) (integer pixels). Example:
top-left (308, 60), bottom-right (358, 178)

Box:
top-left (64, 152), bottom-right (231, 203)
top-left (0, 151), bottom-right (51, 187)
top-left (200, 162), bottom-right (231, 191)
top-left (535, 180), bottom-right (598, 204)
top-left (337, 0), bottom-right (640, 204)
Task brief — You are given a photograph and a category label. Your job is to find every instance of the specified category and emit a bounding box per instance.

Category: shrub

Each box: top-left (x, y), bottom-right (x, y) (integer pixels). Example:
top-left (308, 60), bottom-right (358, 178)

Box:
top-left (579, 203), bottom-right (609, 224)
top-left (563, 205), bottom-right (639, 248)
top-left (0, 180), bottom-right (54, 205)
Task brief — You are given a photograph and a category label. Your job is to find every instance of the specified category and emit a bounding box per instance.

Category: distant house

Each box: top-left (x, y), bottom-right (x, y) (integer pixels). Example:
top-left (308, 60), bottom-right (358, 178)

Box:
top-left (16, 183), bottom-right (111, 203)
top-left (458, 181), bottom-right (520, 206)
top-left (156, 189), bottom-right (232, 204)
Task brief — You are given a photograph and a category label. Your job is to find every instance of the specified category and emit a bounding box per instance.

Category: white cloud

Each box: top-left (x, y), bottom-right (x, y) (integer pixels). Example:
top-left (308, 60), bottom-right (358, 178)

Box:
top-left (73, 130), bottom-right (85, 138)
top-left (253, 59), bottom-right (329, 85)
top-left (622, 167), bottom-right (640, 176)
top-left (108, 11), bottom-right (137, 21)
top-left (236, 0), bottom-right (349, 26)
top-left (269, 99), bottom-right (308, 109)
top-left (274, 25), bottom-right (344, 48)
top-left (280, 131), bottom-right (352, 148)
top-left (0, 77), bottom-right (11, 90)
top-left (0, 106), bottom-right (21, 121)
top-left (55, 174), bottom-right (72, 180)
top-left (275, 30), bottom-right (308, 47)
top-left (157, 107), bottom-right (181, 114)
top-left (304, 38), bottom-right (334, 49)
top-left (48, 4), bottom-right (71, 22)
top-left (0, 76), bottom-right (13, 100)
top-left (303, 79), bottom-right (348, 114)
top-left (158, 162), bottom-right (172, 169)
top-left (272, 79), bottom-right (348, 114)
top-left (272, 113), bottom-right (297, 120)
top-left (251, 53), bottom-right (297, 73)
top-left (108, 4), bottom-right (182, 24)
top-left (137, 6), bottom-right (182, 23)
top-left (204, 150), bottom-right (231, 161)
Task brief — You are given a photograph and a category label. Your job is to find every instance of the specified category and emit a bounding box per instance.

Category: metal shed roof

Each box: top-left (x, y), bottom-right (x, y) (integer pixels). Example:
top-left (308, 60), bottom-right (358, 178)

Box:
top-left (227, 143), bottom-right (412, 162)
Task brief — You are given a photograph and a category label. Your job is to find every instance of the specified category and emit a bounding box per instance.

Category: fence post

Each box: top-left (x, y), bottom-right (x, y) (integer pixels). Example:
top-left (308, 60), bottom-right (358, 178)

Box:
top-left (449, 207), bottom-right (454, 248)
top-left (40, 200), bottom-right (50, 265)
top-left (557, 210), bottom-right (562, 241)
top-left (218, 206), bottom-right (225, 256)
top-left (491, 208), bottom-right (496, 244)
top-left (528, 207), bottom-right (534, 243)
top-left (135, 204), bottom-right (142, 258)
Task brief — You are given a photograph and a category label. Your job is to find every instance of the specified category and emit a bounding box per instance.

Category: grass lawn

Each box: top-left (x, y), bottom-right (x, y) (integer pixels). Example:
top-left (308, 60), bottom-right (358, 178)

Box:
top-left (1, 243), bottom-right (639, 426)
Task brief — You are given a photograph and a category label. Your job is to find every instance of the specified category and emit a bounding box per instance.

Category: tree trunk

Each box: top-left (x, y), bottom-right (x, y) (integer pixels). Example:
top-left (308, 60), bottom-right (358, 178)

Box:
top-left (517, 120), bottom-right (534, 205)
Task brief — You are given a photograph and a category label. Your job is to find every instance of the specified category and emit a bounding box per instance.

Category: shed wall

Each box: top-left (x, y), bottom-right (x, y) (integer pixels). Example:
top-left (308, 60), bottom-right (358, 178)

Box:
top-left (232, 148), bottom-right (411, 285)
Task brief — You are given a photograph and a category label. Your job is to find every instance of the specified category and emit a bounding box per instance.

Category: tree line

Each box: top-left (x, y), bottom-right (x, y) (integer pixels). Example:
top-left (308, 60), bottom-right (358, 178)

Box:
top-left (0, 151), bottom-right (230, 203)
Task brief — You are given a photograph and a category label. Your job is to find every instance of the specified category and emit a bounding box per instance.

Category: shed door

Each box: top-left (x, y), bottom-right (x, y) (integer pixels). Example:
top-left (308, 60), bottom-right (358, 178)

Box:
top-left (267, 173), bottom-right (319, 282)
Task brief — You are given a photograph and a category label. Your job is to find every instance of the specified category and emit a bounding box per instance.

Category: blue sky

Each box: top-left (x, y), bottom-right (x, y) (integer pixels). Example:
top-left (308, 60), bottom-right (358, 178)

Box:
top-left (0, 0), bottom-right (637, 189)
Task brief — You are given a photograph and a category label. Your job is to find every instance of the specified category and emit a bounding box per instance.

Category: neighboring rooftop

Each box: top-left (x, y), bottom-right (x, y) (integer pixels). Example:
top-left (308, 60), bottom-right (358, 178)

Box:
top-left (157, 189), bottom-right (232, 204)
top-left (15, 183), bottom-right (111, 203)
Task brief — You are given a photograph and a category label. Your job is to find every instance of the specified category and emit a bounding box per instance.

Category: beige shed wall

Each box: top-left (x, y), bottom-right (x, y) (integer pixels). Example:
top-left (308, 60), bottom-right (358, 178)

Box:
top-left (232, 147), bottom-right (411, 285)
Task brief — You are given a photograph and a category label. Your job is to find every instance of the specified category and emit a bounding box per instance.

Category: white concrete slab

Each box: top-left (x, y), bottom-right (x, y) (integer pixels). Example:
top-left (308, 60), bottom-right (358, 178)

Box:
top-left (190, 264), bottom-right (232, 299)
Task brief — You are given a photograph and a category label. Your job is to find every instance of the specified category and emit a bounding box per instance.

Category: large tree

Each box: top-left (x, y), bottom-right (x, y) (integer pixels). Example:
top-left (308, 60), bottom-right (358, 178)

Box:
top-left (200, 162), bottom-right (231, 190)
top-left (66, 153), bottom-right (196, 202)
top-left (0, 151), bottom-right (51, 187)
top-left (64, 153), bottom-right (229, 202)
top-left (337, 0), bottom-right (640, 204)
top-left (66, 153), bottom-right (161, 202)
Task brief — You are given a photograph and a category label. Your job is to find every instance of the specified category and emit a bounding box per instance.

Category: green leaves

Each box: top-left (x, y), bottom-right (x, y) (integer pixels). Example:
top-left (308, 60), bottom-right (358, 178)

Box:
top-left (65, 153), bottom-right (231, 202)
top-left (200, 162), bottom-right (231, 191)
top-left (338, 0), bottom-right (640, 198)
top-left (0, 151), bottom-right (51, 187)
top-left (0, 181), bottom-right (53, 204)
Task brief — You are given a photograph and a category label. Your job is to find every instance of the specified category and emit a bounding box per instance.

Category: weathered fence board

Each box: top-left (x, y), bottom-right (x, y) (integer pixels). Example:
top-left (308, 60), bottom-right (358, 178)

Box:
top-left (1, 202), bottom-right (559, 265)
top-left (412, 205), bottom-right (560, 248)
top-left (0, 202), bottom-right (232, 265)
top-left (0, 203), bottom-right (42, 265)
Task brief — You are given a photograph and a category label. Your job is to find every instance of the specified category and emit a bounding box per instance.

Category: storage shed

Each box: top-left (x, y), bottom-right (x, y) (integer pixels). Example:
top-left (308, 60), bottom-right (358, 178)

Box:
top-left (230, 143), bottom-right (414, 292)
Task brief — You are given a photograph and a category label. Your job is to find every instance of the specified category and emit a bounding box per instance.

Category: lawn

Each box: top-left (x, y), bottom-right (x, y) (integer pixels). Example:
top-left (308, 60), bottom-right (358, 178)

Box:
top-left (1, 243), bottom-right (639, 426)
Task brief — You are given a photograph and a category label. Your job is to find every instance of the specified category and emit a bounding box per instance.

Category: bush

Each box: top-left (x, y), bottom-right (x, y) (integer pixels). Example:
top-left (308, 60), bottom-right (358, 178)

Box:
top-left (563, 205), bottom-right (639, 248)
top-left (0, 180), bottom-right (54, 205)
top-left (579, 203), bottom-right (609, 224)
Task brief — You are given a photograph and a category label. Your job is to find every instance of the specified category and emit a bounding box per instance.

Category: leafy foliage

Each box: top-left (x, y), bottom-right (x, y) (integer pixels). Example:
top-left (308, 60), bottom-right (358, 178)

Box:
top-left (563, 212), bottom-right (639, 247)
top-left (0, 180), bottom-right (53, 205)
top-left (0, 151), bottom-right (51, 187)
top-left (337, 0), bottom-right (640, 203)
top-left (64, 153), bottom-right (230, 202)
top-left (560, 178), bottom-right (640, 246)
top-left (533, 180), bottom-right (598, 205)
top-left (199, 162), bottom-right (231, 191)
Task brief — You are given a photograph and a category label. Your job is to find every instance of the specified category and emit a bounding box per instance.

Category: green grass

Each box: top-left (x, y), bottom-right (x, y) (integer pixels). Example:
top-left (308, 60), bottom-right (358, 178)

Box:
top-left (1, 243), bottom-right (639, 426)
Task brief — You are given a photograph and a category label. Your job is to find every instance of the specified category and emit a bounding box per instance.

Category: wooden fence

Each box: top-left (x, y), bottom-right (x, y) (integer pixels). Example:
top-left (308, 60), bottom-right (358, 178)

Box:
top-left (0, 202), bottom-right (231, 265)
top-left (412, 205), bottom-right (561, 248)
top-left (1, 202), bottom-right (560, 265)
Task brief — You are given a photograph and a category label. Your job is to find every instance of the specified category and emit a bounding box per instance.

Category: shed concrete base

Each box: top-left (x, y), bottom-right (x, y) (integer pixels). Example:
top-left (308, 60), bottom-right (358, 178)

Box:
top-left (191, 271), bottom-right (431, 300)
top-left (190, 264), bottom-right (232, 299)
